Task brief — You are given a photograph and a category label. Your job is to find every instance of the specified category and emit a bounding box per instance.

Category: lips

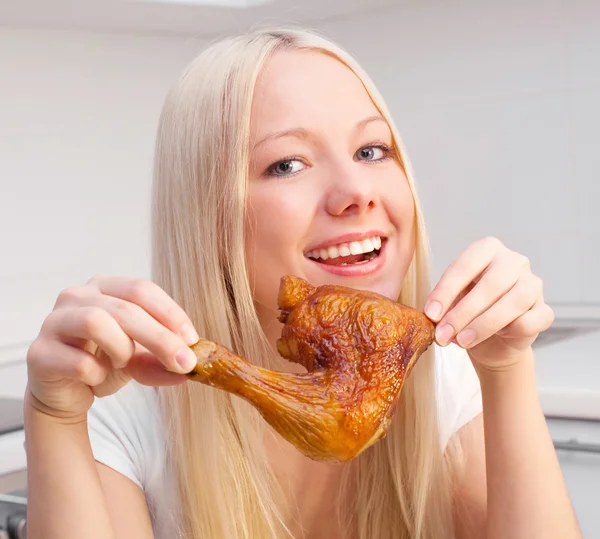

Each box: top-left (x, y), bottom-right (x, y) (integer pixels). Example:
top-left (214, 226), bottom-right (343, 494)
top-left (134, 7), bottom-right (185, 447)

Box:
top-left (320, 252), bottom-right (375, 266)
top-left (304, 234), bottom-right (389, 277)
top-left (304, 232), bottom-right (386, 262)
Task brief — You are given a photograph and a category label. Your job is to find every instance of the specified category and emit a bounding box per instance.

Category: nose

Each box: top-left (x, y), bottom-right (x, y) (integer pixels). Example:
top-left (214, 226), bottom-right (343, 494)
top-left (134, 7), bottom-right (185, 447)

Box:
top-left (324, 165), bottom-right (378, 217)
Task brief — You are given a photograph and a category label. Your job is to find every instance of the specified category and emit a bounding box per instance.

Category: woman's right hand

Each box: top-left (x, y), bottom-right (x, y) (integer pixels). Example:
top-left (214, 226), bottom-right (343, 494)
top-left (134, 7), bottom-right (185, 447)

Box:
top-left (26, 275), bottom-right (200, 419)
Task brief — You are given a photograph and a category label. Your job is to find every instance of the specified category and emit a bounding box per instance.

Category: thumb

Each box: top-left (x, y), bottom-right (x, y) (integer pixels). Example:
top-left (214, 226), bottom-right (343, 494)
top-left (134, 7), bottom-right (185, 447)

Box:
top-left (91, 347), bottom-right (188, 398)
top-left (91, 348), bottom-right (132, 397)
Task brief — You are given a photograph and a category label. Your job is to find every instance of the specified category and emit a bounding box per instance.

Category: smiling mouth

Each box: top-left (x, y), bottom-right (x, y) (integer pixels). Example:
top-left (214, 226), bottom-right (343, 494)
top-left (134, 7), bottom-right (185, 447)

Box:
top-left (304, 236), bottom-right (386, 266)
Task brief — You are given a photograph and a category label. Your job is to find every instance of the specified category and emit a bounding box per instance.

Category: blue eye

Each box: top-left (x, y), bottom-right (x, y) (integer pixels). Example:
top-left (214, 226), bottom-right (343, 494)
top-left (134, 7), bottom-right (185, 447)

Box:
top-left (356, 144), bottom-right (392, 162)
top-left (267, 158), bottom-right (306, 177)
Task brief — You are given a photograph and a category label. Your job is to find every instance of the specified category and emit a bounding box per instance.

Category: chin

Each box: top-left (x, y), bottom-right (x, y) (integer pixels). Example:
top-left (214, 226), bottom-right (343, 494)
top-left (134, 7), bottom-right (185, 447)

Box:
top-left (354, 279), bottom-right (402, 301)
top-left (301, 267), bottom-right (402, 301)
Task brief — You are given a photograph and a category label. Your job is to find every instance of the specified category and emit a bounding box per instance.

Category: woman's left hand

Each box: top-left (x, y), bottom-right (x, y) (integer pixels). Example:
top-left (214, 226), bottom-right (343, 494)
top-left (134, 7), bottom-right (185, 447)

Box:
top-left (424, 236), bottom-right (555, 370)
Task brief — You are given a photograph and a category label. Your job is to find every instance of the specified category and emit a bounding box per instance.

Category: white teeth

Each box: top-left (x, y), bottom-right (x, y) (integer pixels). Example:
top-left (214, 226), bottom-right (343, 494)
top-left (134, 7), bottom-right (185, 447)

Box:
top-left (339, 245), bottom-right (351, 257)
top-left (306, 236), bottom-right (383, 260)
top-left (361, 238), bottom-right (375, 253)
top-left (349, 241), bottom-right (362, 255)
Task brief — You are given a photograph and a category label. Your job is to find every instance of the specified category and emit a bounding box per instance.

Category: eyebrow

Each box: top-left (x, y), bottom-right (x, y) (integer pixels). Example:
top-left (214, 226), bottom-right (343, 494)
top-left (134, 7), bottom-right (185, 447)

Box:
top-left (252, 115), bottom-right (388, 150)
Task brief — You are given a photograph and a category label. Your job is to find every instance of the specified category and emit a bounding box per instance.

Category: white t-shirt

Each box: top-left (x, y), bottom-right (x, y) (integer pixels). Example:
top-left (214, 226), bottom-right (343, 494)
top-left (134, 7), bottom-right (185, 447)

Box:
top-left (87, 343), bottom-right (482, 538)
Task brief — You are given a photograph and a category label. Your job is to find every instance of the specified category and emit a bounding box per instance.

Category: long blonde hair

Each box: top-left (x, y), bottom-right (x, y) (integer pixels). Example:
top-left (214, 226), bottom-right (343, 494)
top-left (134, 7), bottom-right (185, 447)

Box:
top-left (152, 27), bottom-right (456, 539)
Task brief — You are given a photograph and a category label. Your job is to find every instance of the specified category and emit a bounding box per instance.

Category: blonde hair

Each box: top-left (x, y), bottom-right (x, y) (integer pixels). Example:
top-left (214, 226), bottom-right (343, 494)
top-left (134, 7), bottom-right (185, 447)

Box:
top-left (152, 27), bottom-right (456, 539)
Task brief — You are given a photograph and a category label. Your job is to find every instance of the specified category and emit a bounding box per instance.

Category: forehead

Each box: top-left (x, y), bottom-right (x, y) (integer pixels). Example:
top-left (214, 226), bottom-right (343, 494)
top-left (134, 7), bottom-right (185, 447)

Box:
top-left (250, 49), bottom-right (381, 139)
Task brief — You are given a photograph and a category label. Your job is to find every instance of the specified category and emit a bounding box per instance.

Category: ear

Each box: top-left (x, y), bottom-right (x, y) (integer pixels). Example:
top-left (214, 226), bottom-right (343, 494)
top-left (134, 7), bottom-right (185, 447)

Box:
top-left (277, 275), bottom-right (315, 322)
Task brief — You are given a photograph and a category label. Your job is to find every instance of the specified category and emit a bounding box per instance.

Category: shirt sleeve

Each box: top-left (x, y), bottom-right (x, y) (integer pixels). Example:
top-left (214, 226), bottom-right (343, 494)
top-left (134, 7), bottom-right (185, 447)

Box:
top-left (434, 343), bottom-right (483, 448)
top-left (87, 381), bottom-right (159, 491)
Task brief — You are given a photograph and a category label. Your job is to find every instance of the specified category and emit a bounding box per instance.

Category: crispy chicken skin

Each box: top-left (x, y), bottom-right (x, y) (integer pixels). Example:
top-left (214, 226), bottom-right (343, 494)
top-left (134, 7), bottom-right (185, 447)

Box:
top-left (188, 276), bottom-right (435, 462)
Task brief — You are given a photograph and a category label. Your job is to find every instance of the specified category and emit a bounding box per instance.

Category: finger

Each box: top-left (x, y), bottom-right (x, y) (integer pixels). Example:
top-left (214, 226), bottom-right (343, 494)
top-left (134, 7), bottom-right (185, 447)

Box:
top-left (125, 351), bottom-right (190, 387)
top-left (93, 347), bottom-right (189, 398)
top-left (50, 284), bottom-right (198, 374)
top-left (454, 274), bottom-right (543, 348)
top-left (92, 367), bottom-right (132, 398)
top-left (54, 285), bottom-right (96, 309)
top-left (435, 254), bottom-right (529, 344)
top-left (98, 295), bottom-right (198, 374)
top-left (496, 302), bottom-right (555, 339)
top-left (424, 237), bottom-right (507, 323)
top-left (87, 276), bottom-right (199, 345)
top-left (29, 338), bottom-right (110, 387)
top-left (43, 306), bottom-right (136, 370)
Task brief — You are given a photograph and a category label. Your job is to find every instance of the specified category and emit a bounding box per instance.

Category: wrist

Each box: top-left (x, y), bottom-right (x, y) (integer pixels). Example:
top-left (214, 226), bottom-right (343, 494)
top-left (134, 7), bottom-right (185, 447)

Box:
top-left (474, 348), bottom-right (540, 403)
top-left (472, 345), bottom-right (535, 379)
top-left (24, 388), bottom-right (89, 427)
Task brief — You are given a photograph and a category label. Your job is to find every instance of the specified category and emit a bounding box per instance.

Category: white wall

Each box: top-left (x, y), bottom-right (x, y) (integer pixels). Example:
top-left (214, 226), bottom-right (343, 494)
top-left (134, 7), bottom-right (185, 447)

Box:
top-left (0, 29), bottom-right (207, 347)
top-left (0, 28), bottom-right (209, 394)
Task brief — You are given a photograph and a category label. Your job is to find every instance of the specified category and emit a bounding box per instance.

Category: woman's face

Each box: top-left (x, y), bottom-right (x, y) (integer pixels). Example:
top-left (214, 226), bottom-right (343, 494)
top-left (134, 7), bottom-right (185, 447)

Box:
top-left (246, 49), bottom-right (416, 332)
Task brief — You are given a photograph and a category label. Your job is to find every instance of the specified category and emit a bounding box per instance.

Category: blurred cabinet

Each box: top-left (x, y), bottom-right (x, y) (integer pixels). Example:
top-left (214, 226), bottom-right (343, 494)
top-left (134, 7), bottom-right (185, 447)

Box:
top-left (549, 418), bottom-right (600, 537)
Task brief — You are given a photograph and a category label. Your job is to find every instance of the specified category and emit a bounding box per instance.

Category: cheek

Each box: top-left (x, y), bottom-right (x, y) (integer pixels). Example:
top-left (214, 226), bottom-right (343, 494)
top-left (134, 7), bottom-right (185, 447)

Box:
top-left (386, 172), bottom-right (417, 267)
top-left (244, 184), bottom-right (312, 301)
top-left (246, 187), bottom-right (299, 252)
top-left (400, 181), bottom-right (416, 225)
top-left (385, 169), bottom-right (416, 227)
top-left (400, 181), bottom-right (417, 263)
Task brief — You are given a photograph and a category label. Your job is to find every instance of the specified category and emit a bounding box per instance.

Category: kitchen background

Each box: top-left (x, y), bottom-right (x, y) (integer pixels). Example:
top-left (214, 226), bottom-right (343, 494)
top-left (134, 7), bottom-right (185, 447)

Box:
top-left (0, 0), bottom-right (599, 536)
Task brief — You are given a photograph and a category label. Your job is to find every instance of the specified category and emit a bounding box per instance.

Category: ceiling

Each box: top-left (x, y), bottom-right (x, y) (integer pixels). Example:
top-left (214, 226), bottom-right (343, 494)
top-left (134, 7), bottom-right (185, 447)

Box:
top-left (0, 0), bottom-right (404, 36)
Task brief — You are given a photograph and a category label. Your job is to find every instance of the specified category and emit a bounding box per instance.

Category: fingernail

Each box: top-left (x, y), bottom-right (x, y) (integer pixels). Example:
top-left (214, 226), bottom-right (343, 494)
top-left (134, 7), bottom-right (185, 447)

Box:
top-left (457, 328), bottom-right (477, 348)
top-left (176, 347), bottom-right (197, 373)
top-left (425, 300), bottom-right (442, 321)
top-left (180, 324), bottom-right (200, 346)
top-left (435, 324), bottom-right (455, 346)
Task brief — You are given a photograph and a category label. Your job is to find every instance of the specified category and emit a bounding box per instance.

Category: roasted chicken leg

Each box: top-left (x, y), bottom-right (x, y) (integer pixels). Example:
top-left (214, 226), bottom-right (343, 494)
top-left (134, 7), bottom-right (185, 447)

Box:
top-left (188, 276), bottom-right (435, 462)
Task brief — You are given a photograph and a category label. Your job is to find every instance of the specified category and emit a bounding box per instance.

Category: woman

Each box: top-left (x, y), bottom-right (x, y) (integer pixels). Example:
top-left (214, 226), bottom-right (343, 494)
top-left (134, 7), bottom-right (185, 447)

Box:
top-left (24, 27), bottom-right (580, 539)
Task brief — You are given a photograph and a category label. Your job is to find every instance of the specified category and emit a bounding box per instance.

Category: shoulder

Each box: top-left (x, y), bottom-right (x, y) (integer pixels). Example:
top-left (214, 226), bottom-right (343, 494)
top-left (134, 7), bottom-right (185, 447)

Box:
top-left (87, 382), bottom-right (180, 537)
top-left (432, 343), bottom-right (483, 448)
top-left (87, 381), bottom-right (165, 490)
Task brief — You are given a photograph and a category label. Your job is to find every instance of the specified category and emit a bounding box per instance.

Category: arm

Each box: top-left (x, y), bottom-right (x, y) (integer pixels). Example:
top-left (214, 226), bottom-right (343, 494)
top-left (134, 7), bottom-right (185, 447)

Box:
top-left (449, 413), bottom-right (487, 539)
top-left (477, 350), bottom-right (580, 539)
top-left (24, 392), bottom-right (116, 539)
top-left (24, 276), bottom-right (199, 538)
top-left (25, 391), bottom-right (154, 539)
top-left (451, 358), bottom-right (581, 539)
top-left (426, 237), bottom-right (581, 539)
top-left (96, 462), bottom-right (155, 539)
